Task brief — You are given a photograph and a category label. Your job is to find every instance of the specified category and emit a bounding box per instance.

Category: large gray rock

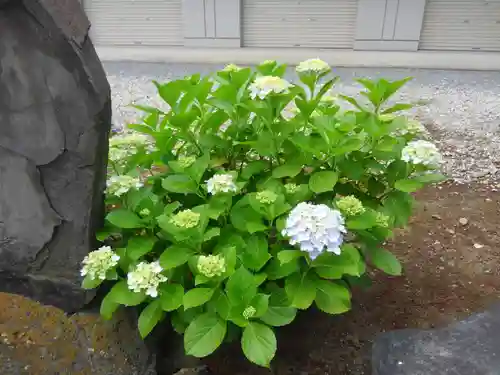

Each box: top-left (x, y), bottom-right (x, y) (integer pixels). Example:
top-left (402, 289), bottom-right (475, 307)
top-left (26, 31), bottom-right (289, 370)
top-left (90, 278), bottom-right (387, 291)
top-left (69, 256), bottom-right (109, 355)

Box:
top-left (0, 0), bottom-right (111, 312)
top-left (372, 303), bottom-right (500, 375)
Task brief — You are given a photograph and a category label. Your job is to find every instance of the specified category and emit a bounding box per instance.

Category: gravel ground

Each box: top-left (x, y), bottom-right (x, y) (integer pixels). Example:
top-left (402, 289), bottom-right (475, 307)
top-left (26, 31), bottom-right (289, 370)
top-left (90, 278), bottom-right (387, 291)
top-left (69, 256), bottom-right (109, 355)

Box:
top-left (104, 62), bottom-right (500, 185)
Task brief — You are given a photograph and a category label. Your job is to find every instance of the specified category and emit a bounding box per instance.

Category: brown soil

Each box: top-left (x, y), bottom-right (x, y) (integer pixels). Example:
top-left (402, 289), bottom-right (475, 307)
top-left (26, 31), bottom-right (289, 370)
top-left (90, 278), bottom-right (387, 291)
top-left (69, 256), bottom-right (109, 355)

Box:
top-left (206, 182), bottom-right (500, 375)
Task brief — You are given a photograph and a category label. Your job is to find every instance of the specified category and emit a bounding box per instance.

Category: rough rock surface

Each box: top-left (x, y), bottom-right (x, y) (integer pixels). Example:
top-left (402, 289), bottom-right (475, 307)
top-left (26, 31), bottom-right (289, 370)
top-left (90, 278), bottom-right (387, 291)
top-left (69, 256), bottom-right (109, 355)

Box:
top-left (372, 303), bottom-right (500, 375)
top-left (0, 292), bottom-right (156, 375)
top-left (0, 0), bottom-right (111, 311)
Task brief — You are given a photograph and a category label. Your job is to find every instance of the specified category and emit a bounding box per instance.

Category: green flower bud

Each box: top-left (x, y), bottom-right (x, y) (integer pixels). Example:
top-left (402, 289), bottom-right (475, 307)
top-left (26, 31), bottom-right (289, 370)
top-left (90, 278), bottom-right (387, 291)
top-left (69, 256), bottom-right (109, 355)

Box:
top-left (139, 208), bottom-right (151, 217)
top-left (242, 306), bottom-right (256, 320)
top-left (336, 195), bottom-right (365, 216)
top-left (178, 155), bottom-right (196, 168)
top-left (170, 209), bottom-right (200, 229)
top-left (256, 190), bottom-right (278, 204)
top-left (197, 254), bottom-right (226, 278)
top-left (284, 183), bottom-right (299, 194)
top-left (375, 212), bottom-right (390, 228)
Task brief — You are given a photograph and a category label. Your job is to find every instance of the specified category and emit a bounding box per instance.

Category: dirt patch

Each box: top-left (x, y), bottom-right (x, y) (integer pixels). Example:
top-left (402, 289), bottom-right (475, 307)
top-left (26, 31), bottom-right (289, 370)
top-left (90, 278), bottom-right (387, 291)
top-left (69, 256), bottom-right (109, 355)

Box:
top-left (206, 182), bottom-right (500, 375)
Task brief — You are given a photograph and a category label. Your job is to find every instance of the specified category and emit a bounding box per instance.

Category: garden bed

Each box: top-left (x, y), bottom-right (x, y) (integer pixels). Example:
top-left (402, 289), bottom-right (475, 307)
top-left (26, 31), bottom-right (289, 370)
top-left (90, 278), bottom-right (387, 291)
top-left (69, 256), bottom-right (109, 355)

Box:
top-left (204, 181), bottom-right (500, 375)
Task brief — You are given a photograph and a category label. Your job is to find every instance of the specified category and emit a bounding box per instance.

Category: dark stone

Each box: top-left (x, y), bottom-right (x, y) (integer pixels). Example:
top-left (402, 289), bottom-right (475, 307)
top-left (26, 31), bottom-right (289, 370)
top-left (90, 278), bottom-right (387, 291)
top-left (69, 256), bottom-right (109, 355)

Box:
top-left (372, 303), bottom-right (500, 375)
top-left (0, 0), bottom-right (111, 312)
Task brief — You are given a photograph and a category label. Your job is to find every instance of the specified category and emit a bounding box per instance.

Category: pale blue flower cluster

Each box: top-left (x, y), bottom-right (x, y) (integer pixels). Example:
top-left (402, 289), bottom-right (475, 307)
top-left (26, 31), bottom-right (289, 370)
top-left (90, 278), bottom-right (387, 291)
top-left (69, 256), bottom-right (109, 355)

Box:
top-left (282, 202), bottom-right (346, 259)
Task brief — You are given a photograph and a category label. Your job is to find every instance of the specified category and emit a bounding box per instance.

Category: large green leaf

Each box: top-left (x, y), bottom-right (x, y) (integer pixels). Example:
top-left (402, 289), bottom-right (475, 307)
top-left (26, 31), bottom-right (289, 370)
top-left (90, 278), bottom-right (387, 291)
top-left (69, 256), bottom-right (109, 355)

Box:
top-left (272, 163), bottom-right (302, 178)
top-left (311, 244), bottom-right (362, 279)
top-left (314, 279), bottom-right (351, 315)
top-left (162, 175), bottom-right (198, 194)
top-left (159, 245), bottom-right (194, 270)
top-left (138, 300), bottom-right (165, 338)
top-left (285, 272), bottom-right (317, 310)
top-left (226, 266), bottom-right (257, 305)
top-left (394, 178), bottom-right (424, 193)
top-left (309, 171), bottom-right (338, 194)
top-left (241, 322), bottom-right (277, 367)
top-left (100, 292), bottom-right (120, 320)
top-left (106, 209), bottom-right (143, 229)
top-left (183, 288), bottom-right (215, 310)
top-left (370, 248), bottom-right (402, 276)
top-left (260, 288), bottom-right (297, 327)
top-left (159, 284), bottom-right (184, 312)
top-left (265, 258), bottom-right (300, 280)
top-left (126, 236), bottom-right (157, 261)
top-left (277, 250), bottom-right (303, 265)
top-left (242, 234), bottom-right (271, 271)
top-left (184, 313), bottom-right (227, 358)
top-left (108, 280), bottom-right (146, 306)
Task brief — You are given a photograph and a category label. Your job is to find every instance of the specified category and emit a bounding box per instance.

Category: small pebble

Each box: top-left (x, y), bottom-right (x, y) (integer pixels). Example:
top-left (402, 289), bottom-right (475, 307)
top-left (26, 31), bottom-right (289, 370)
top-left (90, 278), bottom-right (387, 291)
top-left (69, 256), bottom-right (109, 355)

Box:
top-left (432, 214), bottom-right (442, 220)
top-left (473, 243), bottom-right (484, 249)
top-left (459, 217), bottom-right (469, 226)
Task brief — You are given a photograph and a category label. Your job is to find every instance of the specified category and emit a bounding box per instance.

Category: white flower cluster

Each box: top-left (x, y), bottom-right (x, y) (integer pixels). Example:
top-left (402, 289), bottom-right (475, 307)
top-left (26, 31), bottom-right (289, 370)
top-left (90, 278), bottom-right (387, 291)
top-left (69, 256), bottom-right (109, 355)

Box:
top-left (249, 76), bottom-right (291, 100)
top-left (282, 202), bottom-right (346, 259)
top-left (197, 254), bottom-right (226, 278)
top-left (106, 175), bottom-right (143, 197)
top-left (296, 58), bottom-right (330, 74)
top-left (127, 261), bottom-right (167, 298)
top-left (81, 246), bottom-right (120, 281)
top-left (109, 131), bottom-right (156, 164)
top-left (401, 140), bottom-right (442, 168)
top-left (206, 174), bottom-right (237, 195)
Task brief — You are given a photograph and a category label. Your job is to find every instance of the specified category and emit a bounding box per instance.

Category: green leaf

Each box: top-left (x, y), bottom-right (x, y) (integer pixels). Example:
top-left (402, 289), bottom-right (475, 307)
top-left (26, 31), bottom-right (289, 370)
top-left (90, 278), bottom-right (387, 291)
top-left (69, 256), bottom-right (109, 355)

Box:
top-left (188, 154), bottom-right (210, 183)
top-left (183, 288), bottom-right (215, 310)
top-left (383, 191), bottom-right (414, 227)
top-left (159, 245), bottom-right (194, 270)
top-left (226, 266), bottom-right (257, 305)
top-left (260, 288), bottom-right (296, 327)
top-left (138, 300), bottom-right (165, 338)
top-left (203, 227), bottom-right (221, 242)
top-left (159, 284), bottom-right (184, 312)
top-left (309, 171), bottom-right (338, 194)
top-left (413, 173), bottom-right (447, 184)
top-left (251, 294), bottom-right (270, 318)
top-left (314, 279), bottom-right (351, 315)
top-left (242, 234), bottom-right (271, 272)
top-left (241, 322), bottom-right (277, 367)
top-left (210, 290), bottom-right (231, 320)
top-left (311, 244), bottom-right (362, 279)
top-left (381, 103), bottom-right (414, 114)
top-left (285, 272), bottom-right (317, 310)
top-left (184, 313), bottom-right (227, 358)
top-left (370, 248), bottom-right (402, 276)
top-left (241, 160), bottom-right (268, 180)
top-left (394, 178), bottom-right (424, 193)
top-left (81, 275), bottom-right (103, 290)
top-left (108, 280), bottom-right (146, 306)
top-left (162, 175), bottom-right (198, 194)
top-left (126, 236), bottom-right (157, 261)
top-left (100, 292), bottom-right (120, 320)
top-left (346, 211), bottom-right (378, 230)
top-left (106, 209), bottom-right (143, 229)
top-left (230, 204), bottom-right (267, 234)
top-left (277, 250), bottom-right (303, 265)
top-left (265, 258), bottom-right (300, 280)
top-left (272, 163), bottom-right (302, 179)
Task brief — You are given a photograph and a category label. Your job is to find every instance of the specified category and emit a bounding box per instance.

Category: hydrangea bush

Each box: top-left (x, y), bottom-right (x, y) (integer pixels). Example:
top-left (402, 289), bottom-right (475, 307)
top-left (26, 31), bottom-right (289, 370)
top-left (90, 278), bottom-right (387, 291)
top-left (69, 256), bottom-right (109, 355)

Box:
top-left (82, 59), bottom-right (444, 367)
